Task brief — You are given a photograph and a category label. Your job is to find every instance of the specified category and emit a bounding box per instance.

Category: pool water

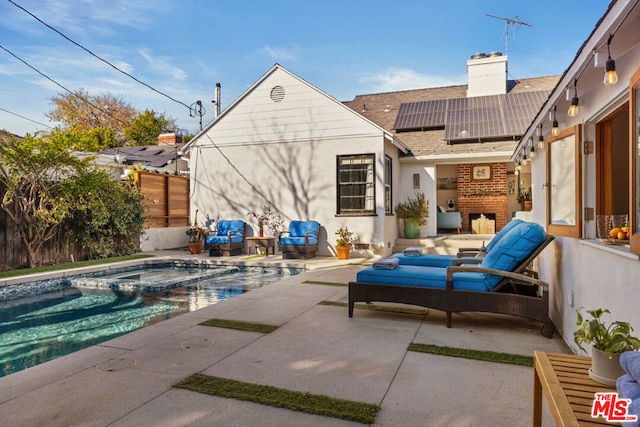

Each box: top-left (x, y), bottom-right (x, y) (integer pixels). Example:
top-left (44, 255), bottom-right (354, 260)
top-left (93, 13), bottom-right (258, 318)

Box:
top-left (0, 264), bottom-right (301, 377)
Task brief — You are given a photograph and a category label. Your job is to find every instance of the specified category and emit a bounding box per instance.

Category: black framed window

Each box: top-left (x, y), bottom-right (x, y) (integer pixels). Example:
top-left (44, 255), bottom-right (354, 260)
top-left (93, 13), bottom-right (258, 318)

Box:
top-left (337, 154), bottom-right (375, 215)
top-left (384, 155), bottom-right (392, 213)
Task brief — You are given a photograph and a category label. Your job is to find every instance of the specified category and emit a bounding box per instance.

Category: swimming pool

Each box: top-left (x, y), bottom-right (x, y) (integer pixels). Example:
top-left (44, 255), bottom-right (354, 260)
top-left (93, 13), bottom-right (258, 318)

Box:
top-left (0, 261), bottom-right (301, 377)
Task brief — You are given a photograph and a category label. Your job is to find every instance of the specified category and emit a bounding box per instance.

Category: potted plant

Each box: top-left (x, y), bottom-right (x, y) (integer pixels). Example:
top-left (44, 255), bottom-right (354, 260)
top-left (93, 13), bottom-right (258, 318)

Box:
top-left (395, 192), bottom-right (429, 239)
top-left (574, 307), bottom-right (640, 385)
top-left (247, 204), bottom-right (284, 237)
top-left (335, 226), bottom-right (354, 259)
top-left (186, 210), bottom-right (208, 254)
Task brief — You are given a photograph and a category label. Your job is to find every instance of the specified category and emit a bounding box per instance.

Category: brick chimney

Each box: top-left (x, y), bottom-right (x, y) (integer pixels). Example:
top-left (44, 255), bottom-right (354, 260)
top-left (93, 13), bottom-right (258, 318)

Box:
top-left (466, 52), bottom-right (507, 97)
top-left (157, 132), bottom-right (182, 145)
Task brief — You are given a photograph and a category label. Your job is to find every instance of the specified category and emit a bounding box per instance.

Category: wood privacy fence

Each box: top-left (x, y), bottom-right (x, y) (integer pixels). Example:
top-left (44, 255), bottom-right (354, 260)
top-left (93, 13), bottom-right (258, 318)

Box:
top-left (134, 171), bottom-right (190, 228)
top-left (0, 172), bottom-right (190, 270)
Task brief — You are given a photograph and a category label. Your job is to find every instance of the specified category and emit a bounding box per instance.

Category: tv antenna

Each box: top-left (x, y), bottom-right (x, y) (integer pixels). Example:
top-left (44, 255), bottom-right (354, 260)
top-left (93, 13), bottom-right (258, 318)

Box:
top-left (485, 14), bottom-right (532, 58)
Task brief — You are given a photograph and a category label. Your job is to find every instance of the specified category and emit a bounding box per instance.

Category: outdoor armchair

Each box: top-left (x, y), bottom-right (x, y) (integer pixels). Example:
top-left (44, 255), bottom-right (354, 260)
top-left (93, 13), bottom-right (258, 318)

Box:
top-left (278, 220), bottom-right (319, 259)
top-left (206, 219), bottom-right (245, 256)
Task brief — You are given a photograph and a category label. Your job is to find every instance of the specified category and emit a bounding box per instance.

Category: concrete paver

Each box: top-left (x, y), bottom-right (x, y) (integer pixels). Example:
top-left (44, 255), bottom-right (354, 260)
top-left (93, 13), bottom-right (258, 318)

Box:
top-left (0, 252), bottom-right (567, 426)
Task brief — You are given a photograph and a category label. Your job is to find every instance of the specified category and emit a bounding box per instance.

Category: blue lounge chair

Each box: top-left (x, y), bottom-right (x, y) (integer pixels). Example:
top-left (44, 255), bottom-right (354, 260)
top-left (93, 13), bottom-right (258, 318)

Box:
top-left (350, 221), bottom-right (555, 337)
top-left (279, 220), bottom-right (319, 259)
top-left (393, 219), bottom-right (525, 268)
top-left (206, 219), bottom-right (245, 256)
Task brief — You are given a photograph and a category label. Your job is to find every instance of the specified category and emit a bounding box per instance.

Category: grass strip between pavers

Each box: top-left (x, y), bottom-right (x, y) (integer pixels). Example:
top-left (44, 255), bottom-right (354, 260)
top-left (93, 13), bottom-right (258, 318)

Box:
top-left (303, 280), bottom-right (347, 287)
top-left (320, 300), bottom-right (430, 316)
top-left (175, 374), bottom-right (379, 424)
top-left (199, 319), bottom-right (279, 334)
top-left (408, 343), bottom-right (533, 367)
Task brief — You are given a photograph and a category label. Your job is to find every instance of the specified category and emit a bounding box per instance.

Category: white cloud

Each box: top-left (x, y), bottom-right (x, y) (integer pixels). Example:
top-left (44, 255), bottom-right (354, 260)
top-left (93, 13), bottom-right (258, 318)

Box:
top-left (359, 68), bottom-right (466, 92)
top-left (138, 49), bottom-right (188, 81)
top-left (256, 45), bottom-right (301, 62)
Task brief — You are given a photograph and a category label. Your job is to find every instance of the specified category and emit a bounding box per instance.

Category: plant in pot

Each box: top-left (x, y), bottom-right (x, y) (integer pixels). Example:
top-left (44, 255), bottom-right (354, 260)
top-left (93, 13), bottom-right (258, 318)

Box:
top-left (335, 226), bottom-right (354, 259)
top-left (186, 210), bottom-right (208, 254)
top-left (574, 307), bottom-right (640, 386)
top-left (395, 192), bottom-right (429, 239)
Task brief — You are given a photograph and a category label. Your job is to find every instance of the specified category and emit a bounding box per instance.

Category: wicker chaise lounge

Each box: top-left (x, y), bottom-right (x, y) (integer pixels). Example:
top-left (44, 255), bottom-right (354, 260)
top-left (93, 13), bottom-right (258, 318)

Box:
top-left (349, 222), bottom-right (555, 337)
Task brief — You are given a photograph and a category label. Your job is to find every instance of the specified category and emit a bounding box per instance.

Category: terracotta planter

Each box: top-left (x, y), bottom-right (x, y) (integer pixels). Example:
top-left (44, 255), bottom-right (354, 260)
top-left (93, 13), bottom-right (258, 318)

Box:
top-left (336, 245), bottom-right (351, 260)
top-left (189, 242), bottom-right (204, 254)
top-left (589, 347), bottom-right (625, 386)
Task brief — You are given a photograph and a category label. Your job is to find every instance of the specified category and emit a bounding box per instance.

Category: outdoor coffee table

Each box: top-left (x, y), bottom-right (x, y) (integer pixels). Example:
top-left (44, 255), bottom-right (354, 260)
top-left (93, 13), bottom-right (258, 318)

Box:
top-left (533, 351), bottom-right (618, 426)
top-left (246, 236), bottom-right (276, 256)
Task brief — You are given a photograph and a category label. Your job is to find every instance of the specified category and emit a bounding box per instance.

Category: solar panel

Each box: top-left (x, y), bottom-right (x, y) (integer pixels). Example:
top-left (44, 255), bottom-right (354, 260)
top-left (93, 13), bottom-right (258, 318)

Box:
top-left (394, 90), bottom-right (549, 142)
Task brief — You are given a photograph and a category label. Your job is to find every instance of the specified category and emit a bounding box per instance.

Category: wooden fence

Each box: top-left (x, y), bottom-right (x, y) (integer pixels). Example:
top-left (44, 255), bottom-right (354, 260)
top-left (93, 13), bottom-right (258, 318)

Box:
top-left (0, 172), bottom-right (190, 270)
top-left (134, 171), bottom-right (190, 228)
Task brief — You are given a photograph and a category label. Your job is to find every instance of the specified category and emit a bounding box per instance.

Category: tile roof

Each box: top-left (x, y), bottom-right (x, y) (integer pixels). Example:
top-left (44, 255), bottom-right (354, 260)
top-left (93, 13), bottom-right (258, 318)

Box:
top-left (343, 75), bottom-right (560, 157)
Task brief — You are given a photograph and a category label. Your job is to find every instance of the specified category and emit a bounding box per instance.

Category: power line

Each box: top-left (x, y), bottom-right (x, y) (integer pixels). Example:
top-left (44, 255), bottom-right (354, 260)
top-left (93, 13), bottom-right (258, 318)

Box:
top-left (0, 106), bottom-right (52, 129)
top-left (0, 43), bottom-right (130, 128)
top-left (8, 0), bottom-right (193, 112)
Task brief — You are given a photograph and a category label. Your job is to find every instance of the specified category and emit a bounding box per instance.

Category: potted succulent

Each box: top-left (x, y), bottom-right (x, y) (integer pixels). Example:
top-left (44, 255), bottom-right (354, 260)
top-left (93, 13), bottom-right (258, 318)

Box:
top-left (574, 307), bottom-right (640, 385)
top-left (186, 210), bottom-right (208, 254)
top-left (335, 226), bottom-right (354, 260)
top-left (395, 192), bottom-right (430, 239)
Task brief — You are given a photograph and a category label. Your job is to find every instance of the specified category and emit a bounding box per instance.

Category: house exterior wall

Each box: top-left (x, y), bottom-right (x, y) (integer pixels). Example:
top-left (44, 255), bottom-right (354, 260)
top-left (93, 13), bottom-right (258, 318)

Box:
top-left (523, 4), bottom-right (640, 353)
top-left (189, 66), bottom-right (400, 256)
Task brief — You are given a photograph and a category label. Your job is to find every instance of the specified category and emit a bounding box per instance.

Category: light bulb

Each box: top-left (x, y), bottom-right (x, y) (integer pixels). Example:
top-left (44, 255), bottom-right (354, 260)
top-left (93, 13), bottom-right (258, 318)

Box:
top-left (568, 97), bottom-right (579, 117)
top-left (538, 135), bottom-right (545, 149)
top-left (604, 59), bottom-right (618, 85)
top-left (552, 120), bottom-right (559, 136)
top-left (529, 150), bottom-right (536, 159)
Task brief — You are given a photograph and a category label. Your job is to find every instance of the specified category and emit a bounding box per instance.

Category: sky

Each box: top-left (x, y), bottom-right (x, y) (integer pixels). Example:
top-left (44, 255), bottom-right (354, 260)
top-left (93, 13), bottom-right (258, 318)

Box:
top-left (0, 0), bottom-right (612, 137)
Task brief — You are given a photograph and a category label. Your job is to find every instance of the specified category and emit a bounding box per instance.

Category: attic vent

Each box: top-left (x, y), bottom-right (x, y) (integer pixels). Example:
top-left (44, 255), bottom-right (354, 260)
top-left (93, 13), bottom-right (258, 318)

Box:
top-left (270, 85), bottom-right (285, 102)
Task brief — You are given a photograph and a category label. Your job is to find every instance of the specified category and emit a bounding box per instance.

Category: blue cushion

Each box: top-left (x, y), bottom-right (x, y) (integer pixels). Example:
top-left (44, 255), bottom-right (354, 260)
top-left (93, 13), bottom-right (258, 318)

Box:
top-left (281, 221), bottom-right (319, 246)
top-left (356, 265), bottom-right (488, 292)
top-left (206, 235), bottom-right (244, 245)
top-left (485, 218), bottom-right (523, 252)
top-left (280, 236), bottom-right (319, 246)
top-left (391, 253), bottom-right (455, 268)
top-left (480, 221), bottom-right (546, 290)
top-left (216, 220), bottom-right (245, 238)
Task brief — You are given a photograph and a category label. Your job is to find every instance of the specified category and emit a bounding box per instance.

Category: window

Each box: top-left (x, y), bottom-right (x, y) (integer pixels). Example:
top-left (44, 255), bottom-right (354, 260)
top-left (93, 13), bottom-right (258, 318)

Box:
top-left (546, 124), bottom-right (582, 237)
top-left (384, 156), bottom-right (392, 213)
top-left (337, 154), bottom-right (375, 215)
top-left (596, 105), bottom-right (629, 218)
top-left (632, 67), bottom-right (640, 235)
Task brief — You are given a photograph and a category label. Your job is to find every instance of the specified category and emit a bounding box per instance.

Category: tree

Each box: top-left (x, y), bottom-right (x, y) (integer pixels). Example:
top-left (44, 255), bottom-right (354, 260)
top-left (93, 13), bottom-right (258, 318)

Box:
top-left (124, 109), bottom-right (174, 146)
top-left (50, 126), bottom-right (119, 152)
top-left (47, 89), bottom-right (137, 141)
top-left (0, 133), bottom-right (91, 267)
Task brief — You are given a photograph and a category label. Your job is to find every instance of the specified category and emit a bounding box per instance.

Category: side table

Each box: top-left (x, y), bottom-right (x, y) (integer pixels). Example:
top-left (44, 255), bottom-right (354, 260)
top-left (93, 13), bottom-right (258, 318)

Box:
top-left (533, 351), bottom-right (618, 426)
top-left (246, 236), bottom-right (276, 256)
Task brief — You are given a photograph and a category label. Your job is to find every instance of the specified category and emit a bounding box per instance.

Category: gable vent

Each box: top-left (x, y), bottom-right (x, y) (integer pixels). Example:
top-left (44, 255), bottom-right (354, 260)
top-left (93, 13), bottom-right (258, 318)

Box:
top-left (270, 85), bottom-right (285, 102)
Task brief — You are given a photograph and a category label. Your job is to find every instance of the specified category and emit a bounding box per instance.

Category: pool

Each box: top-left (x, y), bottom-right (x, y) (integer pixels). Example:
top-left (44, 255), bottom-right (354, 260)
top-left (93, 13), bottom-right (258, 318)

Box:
top-left (0, 261), bottom-right (302, 377)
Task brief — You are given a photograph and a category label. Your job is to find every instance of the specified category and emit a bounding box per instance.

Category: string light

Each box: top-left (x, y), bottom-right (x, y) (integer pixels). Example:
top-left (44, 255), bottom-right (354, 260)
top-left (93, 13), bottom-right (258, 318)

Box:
top-left (604, 34), bottom-right (618, 85)
top-left (568, 79), bottom-right (579, 117)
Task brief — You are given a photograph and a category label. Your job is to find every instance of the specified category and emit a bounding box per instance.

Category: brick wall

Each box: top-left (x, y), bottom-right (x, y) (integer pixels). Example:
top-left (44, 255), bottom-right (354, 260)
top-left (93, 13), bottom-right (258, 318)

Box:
top-left (457, 163), bottom-right (508, 232)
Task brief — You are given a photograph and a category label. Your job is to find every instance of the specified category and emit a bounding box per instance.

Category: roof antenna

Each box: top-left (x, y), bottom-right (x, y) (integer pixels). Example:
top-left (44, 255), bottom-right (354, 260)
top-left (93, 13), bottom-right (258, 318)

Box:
top-left (485, 14), bottom-right (532, 80)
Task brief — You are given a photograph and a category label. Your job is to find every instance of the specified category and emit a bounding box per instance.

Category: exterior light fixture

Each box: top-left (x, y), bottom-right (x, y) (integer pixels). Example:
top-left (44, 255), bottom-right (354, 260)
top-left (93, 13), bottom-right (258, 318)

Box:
top-left (568, 79), bottom-right (579, 117)
top-left (604, 34), bottom-right (618, 86)
top-left (529, 137), bottom-right (536, 159)
top-left (537, 123), bottom-right (545, 149)
top-left (551, 106), bottom-right (559, 136)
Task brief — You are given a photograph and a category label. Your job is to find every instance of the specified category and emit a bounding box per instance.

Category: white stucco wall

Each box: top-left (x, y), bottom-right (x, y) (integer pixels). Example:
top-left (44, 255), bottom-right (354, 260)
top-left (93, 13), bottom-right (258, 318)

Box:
top-left (188, 66), bottom-right (400, 257)
top-left (140, 227), bottom-right (189, 251)
top-left (528, 20), bottom-right (640, 352)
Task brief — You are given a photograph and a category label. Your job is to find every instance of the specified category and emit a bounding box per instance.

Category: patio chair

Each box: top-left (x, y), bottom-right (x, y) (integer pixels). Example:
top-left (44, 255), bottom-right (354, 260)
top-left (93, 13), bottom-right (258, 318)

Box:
top-left (349, 221), bottom-right (555, 337)
top-left (393, 219), bottom-right (525, 268)
top-left (205, 219), bottom-right (245, 256)
top-left (278, 220), bottom-right (319, 259)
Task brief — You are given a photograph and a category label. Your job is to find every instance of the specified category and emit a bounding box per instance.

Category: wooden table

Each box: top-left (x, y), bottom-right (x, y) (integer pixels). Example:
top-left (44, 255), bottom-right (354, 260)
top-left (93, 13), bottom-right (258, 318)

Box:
top-left (471, 218), bottom-right (495, 234)
top-left (246, 236), bottom-right (276, 256)
top-left (533, 351), bottom-right (619, 426)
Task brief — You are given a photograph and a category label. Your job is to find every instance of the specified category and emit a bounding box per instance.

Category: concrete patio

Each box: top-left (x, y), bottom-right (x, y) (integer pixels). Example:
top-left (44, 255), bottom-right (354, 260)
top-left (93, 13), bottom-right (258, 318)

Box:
top-left (0, 251), bottom-right (569, 426)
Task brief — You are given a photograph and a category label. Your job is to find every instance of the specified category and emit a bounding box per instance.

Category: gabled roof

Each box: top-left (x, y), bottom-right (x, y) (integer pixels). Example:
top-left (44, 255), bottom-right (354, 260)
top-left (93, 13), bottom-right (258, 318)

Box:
top-left (182, 64), bottom-right (411, 154)
top-left (344, 75), bottom-right (559, 158)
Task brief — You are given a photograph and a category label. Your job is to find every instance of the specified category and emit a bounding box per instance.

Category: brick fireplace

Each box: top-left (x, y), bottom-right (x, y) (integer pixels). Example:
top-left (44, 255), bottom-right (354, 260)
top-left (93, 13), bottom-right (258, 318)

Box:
top-left (456, 163), bottom-right (508, 232)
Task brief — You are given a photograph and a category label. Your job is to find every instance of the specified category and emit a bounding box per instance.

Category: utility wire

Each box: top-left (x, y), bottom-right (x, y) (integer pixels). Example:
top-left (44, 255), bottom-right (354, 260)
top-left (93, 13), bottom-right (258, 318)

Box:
top-left (0, 43), bottom-right (130, 128)
top-left (8, 0), bottom-right (193, 111)
top-left (0, 106), bottom-right (52, 129)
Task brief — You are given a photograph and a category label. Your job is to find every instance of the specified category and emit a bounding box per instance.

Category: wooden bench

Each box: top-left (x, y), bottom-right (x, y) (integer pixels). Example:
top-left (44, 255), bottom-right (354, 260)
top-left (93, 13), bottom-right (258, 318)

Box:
top-left (533, 351), bottom-right (619, 426)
